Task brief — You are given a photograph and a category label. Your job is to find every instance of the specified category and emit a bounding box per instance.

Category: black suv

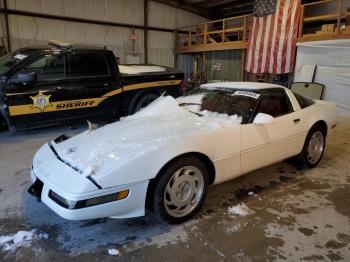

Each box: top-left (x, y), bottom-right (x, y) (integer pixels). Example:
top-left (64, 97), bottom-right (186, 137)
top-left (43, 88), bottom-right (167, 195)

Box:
top-left (0, 41), bottom-right (183, 130)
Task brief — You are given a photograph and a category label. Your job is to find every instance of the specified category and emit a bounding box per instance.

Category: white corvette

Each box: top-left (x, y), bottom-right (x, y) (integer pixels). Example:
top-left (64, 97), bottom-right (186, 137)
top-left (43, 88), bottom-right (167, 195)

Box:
top-left (29, 82), bottom-right (338, 223)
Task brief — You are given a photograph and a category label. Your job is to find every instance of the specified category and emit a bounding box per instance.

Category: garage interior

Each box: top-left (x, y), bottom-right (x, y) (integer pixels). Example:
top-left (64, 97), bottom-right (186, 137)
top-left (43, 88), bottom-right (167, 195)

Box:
top-left (1, 0), bottom-right (350, 261)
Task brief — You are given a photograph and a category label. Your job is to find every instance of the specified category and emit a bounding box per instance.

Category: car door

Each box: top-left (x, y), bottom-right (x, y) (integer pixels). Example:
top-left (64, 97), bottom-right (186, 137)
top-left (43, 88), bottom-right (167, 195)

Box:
top-left (67, 51), bottom-right (120, 120)
top-left (5, 52), bottom-right (70, 128)
top-left (240, 89), bottom-right (306, 174)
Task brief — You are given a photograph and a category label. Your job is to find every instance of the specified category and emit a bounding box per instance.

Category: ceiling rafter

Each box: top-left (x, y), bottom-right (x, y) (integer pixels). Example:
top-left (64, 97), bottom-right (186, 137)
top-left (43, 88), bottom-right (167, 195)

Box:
top-left (151, 0), bottom-right (215, 19)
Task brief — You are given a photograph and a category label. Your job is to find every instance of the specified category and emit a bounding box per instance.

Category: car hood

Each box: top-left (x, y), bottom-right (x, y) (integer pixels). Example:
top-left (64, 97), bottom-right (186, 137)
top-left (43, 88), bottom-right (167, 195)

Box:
top-left (50, 96), bottom-right (241, 185)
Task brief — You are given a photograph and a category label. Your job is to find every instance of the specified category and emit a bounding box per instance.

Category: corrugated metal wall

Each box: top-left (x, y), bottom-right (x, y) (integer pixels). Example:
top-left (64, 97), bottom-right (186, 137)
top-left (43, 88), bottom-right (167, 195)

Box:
top-left (148, 1), bottom-right (206, 67)
top-left (177, 50), bottom-right (243, 82)
top-left (0, 0), bottom-right (206, 66)
top-left (205, 50), bottom-right (242, 82)
top-left (176, 54), bottom-right (194, 79)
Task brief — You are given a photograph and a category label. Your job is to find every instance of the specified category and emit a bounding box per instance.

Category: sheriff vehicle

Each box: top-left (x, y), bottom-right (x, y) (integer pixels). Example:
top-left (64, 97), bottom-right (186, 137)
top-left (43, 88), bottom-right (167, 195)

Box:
top-left (0, 41), bottom-right (184, 130)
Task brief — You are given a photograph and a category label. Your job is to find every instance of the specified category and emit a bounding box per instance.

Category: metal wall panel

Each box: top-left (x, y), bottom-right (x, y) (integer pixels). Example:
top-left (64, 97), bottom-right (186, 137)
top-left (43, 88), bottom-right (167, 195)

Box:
top-left (8, 15), bottom-right (144, 64)
top-left (148, 30), bottom-right (174, 67)
top-left (205, 50), bottom-right (242, 82)
top-left (177, 54), bottom-right (194, 79)
top-left (8, 0), bottom-right (145, 26)
top-left (3, 0), bottom-right (207, 67)
top-left (176, 50), bottom-right (242, 82)
top-left (148, 1), bottom-right (207, 29)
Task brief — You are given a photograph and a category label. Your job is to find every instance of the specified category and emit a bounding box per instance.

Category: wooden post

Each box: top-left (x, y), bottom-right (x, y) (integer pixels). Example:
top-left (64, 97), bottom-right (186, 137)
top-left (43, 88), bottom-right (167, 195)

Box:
top-left (194, 54), bottom-right (198, 77)
top-left (243, 16), bottom-right (247, 41)
top-left (174, 29), bottom-right (178, 48)
top-left (241, 49), bottom-right (246, 81)
top-left (202, 52), bottom-right (206, 74)
top-left (337, 0), bottom-right (344, 33)
top-left (174, 30), bottom-right (178, 68)
top-left (204, 23), bottom-right (208, 44)
top-left (189, 29), bottom-right (192, 47)
top-left (222, 20), bottom-right (225, 43)
top-left (298, 5), bottom-right (305, 38)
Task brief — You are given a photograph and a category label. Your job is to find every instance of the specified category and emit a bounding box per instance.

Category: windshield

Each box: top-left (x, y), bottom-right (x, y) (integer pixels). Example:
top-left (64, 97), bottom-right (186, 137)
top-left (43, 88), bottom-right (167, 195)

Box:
top-left (0, 52), bottom-right (29, 76)
top-left (177, 88), bottom-right (260, 123)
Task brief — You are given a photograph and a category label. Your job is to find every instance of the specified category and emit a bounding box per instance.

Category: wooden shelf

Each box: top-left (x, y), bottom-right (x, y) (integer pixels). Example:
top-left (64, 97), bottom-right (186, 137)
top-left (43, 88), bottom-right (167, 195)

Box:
top-left (175, 0), bottom-right (350, 54)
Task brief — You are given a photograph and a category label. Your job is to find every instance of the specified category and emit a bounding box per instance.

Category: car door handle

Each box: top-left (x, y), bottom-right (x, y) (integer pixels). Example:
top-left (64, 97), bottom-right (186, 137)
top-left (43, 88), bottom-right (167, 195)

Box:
top-left (54, 86), bottom-right (63, 91)
top-left (293, 119), bottom-right (301, 124)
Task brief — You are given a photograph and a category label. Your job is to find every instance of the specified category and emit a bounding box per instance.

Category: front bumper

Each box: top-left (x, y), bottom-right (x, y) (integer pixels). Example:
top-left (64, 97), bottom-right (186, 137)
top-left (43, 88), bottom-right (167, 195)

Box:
top-left (29, 169), bottom-right (149, 220)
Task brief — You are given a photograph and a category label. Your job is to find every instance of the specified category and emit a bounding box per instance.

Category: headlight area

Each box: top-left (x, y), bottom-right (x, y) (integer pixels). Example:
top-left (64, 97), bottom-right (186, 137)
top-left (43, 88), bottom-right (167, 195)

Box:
top-left (49, 189), bottom-right (129, 210)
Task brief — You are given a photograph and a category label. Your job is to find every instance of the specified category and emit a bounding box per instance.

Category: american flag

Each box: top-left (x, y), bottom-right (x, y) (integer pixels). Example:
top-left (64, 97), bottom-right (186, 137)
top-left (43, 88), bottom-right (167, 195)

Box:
top-left (246, 0), bottom-right (301, 74)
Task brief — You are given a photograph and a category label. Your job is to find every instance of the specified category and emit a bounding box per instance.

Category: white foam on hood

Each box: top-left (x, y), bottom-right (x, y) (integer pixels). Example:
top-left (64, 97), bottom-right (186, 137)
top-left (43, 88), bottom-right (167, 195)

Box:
top-left (56, 96), bottom-right (242, 177)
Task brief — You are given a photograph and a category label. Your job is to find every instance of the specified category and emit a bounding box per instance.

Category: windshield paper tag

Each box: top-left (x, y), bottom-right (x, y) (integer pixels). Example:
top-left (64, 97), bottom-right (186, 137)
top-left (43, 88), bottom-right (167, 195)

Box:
top-left (234, 91), bottom-right (260, 99)
top-left (14, 54), bottom-right (28, 60)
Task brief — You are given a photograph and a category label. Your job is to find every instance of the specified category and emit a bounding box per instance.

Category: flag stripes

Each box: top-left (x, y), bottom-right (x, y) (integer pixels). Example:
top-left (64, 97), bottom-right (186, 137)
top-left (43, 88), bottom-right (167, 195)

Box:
top-left (245, 0), bottom-right (301, 74)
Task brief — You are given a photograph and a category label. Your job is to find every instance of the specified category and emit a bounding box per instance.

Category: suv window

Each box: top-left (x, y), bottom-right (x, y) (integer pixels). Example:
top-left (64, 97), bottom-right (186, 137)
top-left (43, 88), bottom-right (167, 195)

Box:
top-left (70, 53), bottom-right (109, 77)
top-left (293, 92), bottom-right (315, 109)
top-left (24, 54), bottom-right (65, 80)
top-left (254, 90), bottom-right (293, 118)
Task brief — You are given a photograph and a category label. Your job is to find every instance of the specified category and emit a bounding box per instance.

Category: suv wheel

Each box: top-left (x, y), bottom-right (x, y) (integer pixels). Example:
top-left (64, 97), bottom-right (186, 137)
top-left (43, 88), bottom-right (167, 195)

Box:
top-left (133, 93), bottom-right (159, 113)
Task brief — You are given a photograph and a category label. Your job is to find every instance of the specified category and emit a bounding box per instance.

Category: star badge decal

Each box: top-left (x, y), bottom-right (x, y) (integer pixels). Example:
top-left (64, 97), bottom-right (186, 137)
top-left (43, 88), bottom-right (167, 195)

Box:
top-left (30, 90), bottom-right (52, 112)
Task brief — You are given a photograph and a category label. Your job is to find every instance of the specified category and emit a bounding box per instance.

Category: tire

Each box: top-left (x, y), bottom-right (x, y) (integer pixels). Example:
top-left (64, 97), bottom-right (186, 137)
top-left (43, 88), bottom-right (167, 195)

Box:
top-left (295, 126), bottom-right (326, 168)
top-left (0, 116), bottom-right (8, 132)
top-left (152, 156), bottom-right (209, 224)
top-left (133, 93), bottom-right (159, 113)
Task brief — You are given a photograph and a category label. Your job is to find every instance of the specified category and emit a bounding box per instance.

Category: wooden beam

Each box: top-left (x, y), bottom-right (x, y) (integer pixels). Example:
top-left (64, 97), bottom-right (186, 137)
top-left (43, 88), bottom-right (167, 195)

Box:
top-left (211, 0), bottom-right (254, 10)
top-left (151, 0), bottom-right (214, 19)
top-left (298, 5), bottom-right (305, 37)
top-left (337, 0), bottom-right (343, 33)
top-left (298, 33), bottom-right (350, 42)
top-left (175, 41), bottom-right (248, 53)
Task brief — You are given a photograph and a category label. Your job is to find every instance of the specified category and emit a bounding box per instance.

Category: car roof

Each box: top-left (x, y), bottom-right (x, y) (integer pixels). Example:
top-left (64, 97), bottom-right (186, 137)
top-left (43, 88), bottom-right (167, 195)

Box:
top-left (200, 82), bottom-right (285, 91)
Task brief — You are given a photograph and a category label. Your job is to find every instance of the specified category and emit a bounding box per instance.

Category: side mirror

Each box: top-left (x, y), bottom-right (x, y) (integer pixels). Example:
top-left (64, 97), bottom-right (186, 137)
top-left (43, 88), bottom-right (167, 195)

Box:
top-left (17, 72), bottom-right (36, 83)
top-left (253, 113), bottom-right (275, 125)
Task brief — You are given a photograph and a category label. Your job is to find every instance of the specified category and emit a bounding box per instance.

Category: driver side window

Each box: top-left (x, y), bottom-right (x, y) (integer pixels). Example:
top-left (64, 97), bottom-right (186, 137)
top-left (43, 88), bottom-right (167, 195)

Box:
top-left (255, 91), bottom-right (293, 118)
top-left (23, 54), bottom-right (65, 81)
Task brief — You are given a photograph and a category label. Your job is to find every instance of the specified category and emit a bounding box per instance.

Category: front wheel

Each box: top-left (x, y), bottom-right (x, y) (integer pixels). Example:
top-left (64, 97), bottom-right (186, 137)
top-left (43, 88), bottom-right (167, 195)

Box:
top-left (296, 127), bottom-right (326, 168)
top-left (152, 157), bottom-right (209, 224)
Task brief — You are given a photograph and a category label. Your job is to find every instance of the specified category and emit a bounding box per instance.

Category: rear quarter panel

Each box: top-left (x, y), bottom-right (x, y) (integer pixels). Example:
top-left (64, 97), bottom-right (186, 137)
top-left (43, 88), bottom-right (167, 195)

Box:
top-left (301, 100), bottom-right (338, 135)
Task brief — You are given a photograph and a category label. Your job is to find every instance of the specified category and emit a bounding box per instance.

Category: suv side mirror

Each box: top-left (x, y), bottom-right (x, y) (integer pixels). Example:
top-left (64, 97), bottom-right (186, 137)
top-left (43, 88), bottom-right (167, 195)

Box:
top-left (17, 72), bottom-right (36, 84)
top-left (253, 113), bottom-right (275, 125)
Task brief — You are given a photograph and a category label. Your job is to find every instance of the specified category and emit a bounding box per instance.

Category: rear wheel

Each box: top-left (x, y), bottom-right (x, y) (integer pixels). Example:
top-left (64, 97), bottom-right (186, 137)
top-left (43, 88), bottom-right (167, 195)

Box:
top-left (133, 93), bottom-right (159, 113)
top-left (295, 126), bottom-right (326, 168)
top-left (153, 157), bottom-right (209, 224)
top-left (0, 116), bottom-right (8, 132)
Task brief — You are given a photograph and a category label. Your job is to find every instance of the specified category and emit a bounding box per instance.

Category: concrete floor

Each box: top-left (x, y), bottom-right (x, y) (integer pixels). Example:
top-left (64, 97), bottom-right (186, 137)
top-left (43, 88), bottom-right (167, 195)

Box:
top-left (0, 117), bottom-right (350, 262)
